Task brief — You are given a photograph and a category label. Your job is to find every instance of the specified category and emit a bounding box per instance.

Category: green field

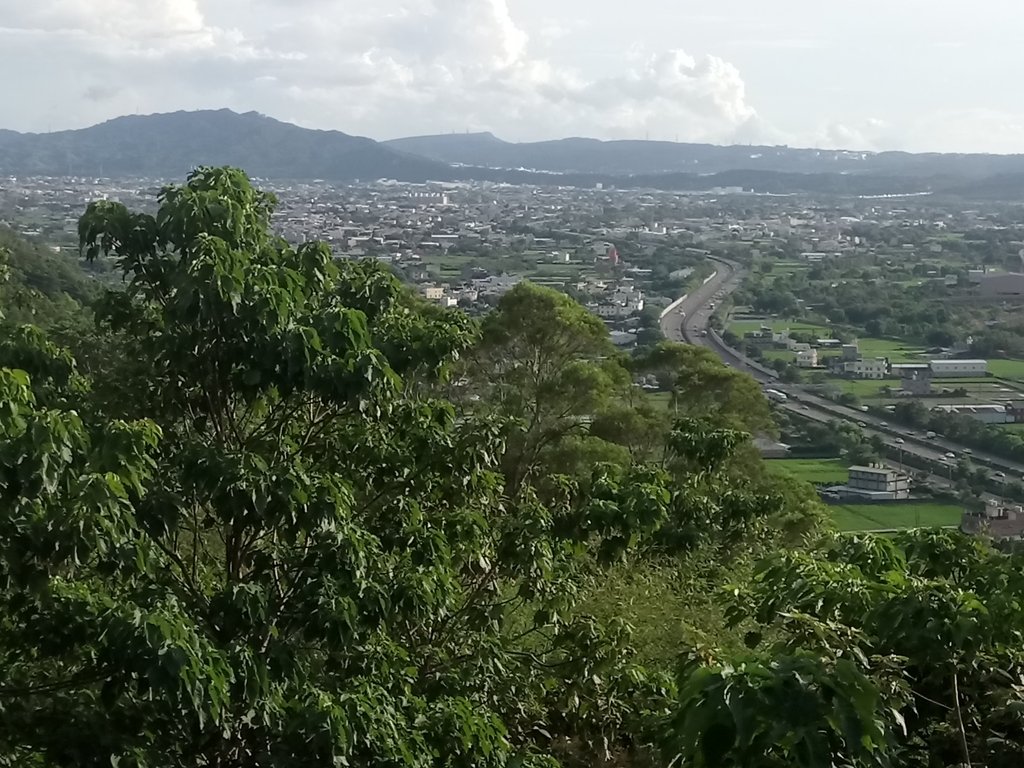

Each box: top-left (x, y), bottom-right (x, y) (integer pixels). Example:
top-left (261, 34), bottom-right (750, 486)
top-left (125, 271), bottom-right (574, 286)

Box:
top-left (766, 458), bottom-right (848, 484)
top-left (988, 359), bottom-right (1024, 381)
top-left (644, 390), bottom-right (673, 410)
top-left (855, 338), bottom-right (926, 363)
top-left (829, 378), bottom-right (901, 397)
top-left (830, 503), bottom-right (962, 532)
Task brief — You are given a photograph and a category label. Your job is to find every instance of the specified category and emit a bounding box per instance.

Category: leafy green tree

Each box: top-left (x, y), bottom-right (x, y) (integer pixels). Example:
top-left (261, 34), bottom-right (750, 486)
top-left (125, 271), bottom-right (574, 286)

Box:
top-left (0, 168), bottom-right (685, 767)
top-left (635, 342), bottom-right (774, 434)
top-left (669, 530), bottom-right (1024, 768)
top-left (589, 399), bottom-right (669, 464)
top-left (467, 282), bottom-right (630, 492)
top-left (0, 226), bottom-right (99, 326)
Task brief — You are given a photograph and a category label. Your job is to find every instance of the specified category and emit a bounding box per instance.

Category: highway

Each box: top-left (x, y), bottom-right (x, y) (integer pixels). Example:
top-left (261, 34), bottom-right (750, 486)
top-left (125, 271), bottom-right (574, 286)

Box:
top-left (660, 257), bottom-right (1024, 486)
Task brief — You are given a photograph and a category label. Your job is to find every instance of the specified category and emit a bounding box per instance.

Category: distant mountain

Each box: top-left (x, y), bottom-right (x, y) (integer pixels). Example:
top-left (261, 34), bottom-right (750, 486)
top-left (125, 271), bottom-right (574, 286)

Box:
top-left (4, 110), bottom-right (1024, 199)
top-left (385, 132), bottom-right (1024, 181)
top-left (0, 110), bottom-right (454, 181)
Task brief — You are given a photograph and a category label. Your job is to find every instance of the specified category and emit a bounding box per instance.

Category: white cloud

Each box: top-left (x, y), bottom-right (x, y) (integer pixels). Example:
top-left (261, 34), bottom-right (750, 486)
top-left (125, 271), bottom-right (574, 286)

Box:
top-left (0, 0), bottom-right (768, 144)
top-left (5, 0), bottom-right (206, 43)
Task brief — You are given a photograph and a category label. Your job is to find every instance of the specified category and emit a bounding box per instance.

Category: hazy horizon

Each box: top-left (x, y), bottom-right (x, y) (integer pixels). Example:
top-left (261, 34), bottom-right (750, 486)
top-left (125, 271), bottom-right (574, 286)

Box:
top-left (5, 1), bottom-right (1024, 154)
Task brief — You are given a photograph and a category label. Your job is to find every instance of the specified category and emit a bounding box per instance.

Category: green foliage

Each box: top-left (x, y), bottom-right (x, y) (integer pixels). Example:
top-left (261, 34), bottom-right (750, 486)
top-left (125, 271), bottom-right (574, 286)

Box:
top-left (0, 226), bottom-right (98, 326)
top-left (635, 343), bottom-right (774, 435)
top-left (467, 281), bottom-right (630, 491)
top-left (0, 167), bottom-right (860, 767)
top-left (670, 530), bottom-right (1024, 768)
top-left (2, 167), bottom-right (812, 768)
top-left (666, 650), bottom-right (898, 768)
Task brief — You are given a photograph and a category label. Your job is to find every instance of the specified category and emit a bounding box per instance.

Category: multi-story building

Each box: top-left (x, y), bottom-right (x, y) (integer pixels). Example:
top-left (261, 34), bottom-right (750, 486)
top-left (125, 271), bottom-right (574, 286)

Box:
top-left (841, 344), bottom-right (860, 361)
top-left (421, 285), bottom-right (444, 301)
top-left (795, 347), bottom-right (818, 368)
top-left (848, 465), bottom-right (911, 500)
top-left (843, 358), bottom-right (888, 379)
top-left (962, 501), bottom-right (1024, 541)
top-left (898, 366), bottom-right (933, 395)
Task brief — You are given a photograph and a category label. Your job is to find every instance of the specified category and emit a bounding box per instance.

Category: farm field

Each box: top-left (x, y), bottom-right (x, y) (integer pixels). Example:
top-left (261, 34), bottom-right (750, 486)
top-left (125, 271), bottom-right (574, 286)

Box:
top-left (644, 390), bottom-right (673, 411)
top-left (855, 337), bottom-right (926, 363)
top-left (828, 378), bottom-right (901, 398)
top-left (829, 503), bottom-right (962, 532)
top-left (988, 359), bottom-right (1024, 381)
top-left (766, 458), bottom-right (848, 485)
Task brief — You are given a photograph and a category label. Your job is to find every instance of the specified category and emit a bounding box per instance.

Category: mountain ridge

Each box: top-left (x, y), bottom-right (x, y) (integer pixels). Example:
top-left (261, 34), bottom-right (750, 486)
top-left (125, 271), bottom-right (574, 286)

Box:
top-left (384, 131), bottom-right (1024, 179)
top-left (2, 109), bottom-right (1024, 199)
top-left (0, 109), bottom-right (455, 181)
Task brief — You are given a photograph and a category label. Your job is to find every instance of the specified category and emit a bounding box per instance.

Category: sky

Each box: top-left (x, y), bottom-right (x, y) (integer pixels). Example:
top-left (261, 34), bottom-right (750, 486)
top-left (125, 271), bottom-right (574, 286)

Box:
top-left (3, 0), bottom-right (1024, 153)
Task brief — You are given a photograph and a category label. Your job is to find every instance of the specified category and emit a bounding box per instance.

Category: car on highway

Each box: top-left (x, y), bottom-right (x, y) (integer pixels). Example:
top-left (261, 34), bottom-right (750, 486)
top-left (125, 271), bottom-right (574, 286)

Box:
top-left (857, 421), bottom-right (867, 428)
top-left (963, 448), bottom-right (973, 455)
top-left (995, 471), bottom-right (1007, 479)
top-left (945, 452), bottom-right (956, 459)
top-left (895, 438), bottom-right (905, 444)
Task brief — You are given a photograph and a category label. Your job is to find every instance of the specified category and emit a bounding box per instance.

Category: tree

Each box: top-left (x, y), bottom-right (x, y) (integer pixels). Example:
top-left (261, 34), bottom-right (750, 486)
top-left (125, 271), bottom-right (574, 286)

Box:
top-left (669, 530), bottom-right (1024, 768)
top-left (0, 228), bottom-right (98, 327)
top-left (467, 282), bottom-right (630, 491)
top-left (0, 168), bottom-right (685, 767)
top-left (636, 342), bottom-right (774, 435)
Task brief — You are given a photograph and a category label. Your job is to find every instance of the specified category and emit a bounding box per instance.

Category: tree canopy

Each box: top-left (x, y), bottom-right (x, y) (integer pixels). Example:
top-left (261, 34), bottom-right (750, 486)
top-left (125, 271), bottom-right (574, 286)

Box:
top-left (0, 167), bottom-right (1010, 768)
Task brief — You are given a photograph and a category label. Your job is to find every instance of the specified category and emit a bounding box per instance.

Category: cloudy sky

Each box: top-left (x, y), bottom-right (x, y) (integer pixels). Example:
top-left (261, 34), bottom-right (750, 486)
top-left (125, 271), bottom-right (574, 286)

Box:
top-left (3, 0), bottom-right (1024, 152)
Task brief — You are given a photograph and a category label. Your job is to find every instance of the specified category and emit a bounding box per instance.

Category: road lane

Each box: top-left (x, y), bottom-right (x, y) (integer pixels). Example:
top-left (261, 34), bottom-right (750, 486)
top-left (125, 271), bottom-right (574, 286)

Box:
top-left (660, 256), bottom-right (1024, 483)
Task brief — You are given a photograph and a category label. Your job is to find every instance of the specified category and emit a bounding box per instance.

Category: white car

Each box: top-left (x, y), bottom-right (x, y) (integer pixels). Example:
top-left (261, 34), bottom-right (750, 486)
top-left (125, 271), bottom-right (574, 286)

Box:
top-left (895, 438), bottom-right (905, 445)
top-left (945, 452), bottom-right (956, 459)
top-left (995, 471), bottom-right (1007, 479)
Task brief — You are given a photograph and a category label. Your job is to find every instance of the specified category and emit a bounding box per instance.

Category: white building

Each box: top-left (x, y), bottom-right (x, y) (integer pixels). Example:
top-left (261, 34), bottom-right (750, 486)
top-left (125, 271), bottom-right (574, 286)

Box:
top-left (795, 348), bottom-right (819, 368)
top-left (472, 274), bottom-right (522, 296)
top-left (421, 285), bottom-right (444, 301)
top-left (932, 404), bottom-right (1010, 424)
top-left (821, 464), bottom-right (912, 502)
top-left (843, 358), bottom-right (888, 379)
top-left (929, 359), bottom-right (988, 378)
top-left (595, 287), bottom-right (645, 318)
top-left (848, 465), bottom-right (910, 499)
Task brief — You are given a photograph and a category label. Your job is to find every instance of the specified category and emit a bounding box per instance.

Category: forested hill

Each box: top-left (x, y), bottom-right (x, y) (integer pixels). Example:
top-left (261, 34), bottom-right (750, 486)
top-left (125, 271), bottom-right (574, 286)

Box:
top-left (0, 225), bottom-right (99, 323)
top-left (7, 110), bottom-right (1024, 197)
top-left (385, 130), bottom-right (1024, 180)
top-left (3, 167), bottom-right (1024, 766)
top-left (0, 109), bottom-right (455, 182)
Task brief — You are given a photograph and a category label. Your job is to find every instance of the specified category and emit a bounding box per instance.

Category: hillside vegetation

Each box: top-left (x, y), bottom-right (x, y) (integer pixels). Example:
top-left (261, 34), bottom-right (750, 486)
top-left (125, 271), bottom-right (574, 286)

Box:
top-left (0, 225), bottom-right (99, 324)
top-left (1, 168), bottom-right (1022, 767)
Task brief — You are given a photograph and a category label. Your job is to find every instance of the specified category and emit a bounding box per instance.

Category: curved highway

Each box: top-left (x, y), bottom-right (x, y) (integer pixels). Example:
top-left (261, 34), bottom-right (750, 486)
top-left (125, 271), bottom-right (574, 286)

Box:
top-left (661, 257), bottom-right (1024, 484)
